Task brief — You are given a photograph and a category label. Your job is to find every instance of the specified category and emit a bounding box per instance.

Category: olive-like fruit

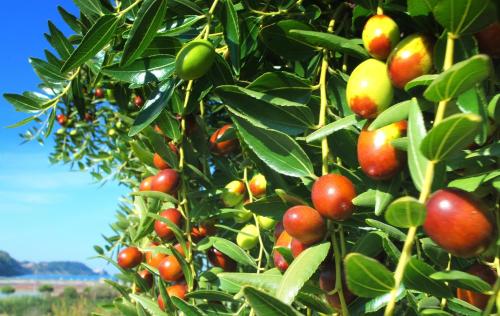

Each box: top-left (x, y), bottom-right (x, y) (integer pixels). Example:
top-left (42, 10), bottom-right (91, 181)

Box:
top-left (387, 34), bottom-right (433, 89)
top-left (117, 246), bottom-right (143, 269)
top-left (319, 269), bottom-right (356, 309)
top-left (235, 208), bottom-right (253, 223)
top-left (154, 208), bottom-right (183, 241)
top-left (153, 153), bottom-right (170, 170)
top-left (362, 14), bottom-right (400, 60)
top-left (236, 224), bottom-right (259, 250)
top-left (57, 114), bottom-right (68, 126)
top-left (108, 128), bottom-right (117, 137)
top-left (249, 174), bottom-right (267, 198)
top-left (175, 39), bottom-right (215, 80)
top-left (138, 270), bottom-right (153, 289)
top-left (475, 22), bottom-right (500, 57)
top-left (283, 205), bottom-right (326, 244)
top-left (222, 180), bottom-right (246, 207)
top-left (106, 89), bottom-right (116, 103)
top-left (357, 121), bottom-right (407, 180)
top-left (95, 87), bottom-right (105, 99)
top-left (423, 189), bottom-right (493, 257)
top-left (207, 248), bottom-right (237, 271)
top-left (134, 95), bottom-right (144, 108)
top-left (69, 129), bottom-right (78, 136)
top-left (158, 255), bottom-right (183, 282)
top-left (257, 216), bottom-right (276, 230)
top-left (139, 176), bottom-right (154, 191)
top-left (346, 59), bottom-right (394, 118)
top-left (145, 244), bottom-right (167, 269)
top-left (151, 169), bottom-right (179, 194)
top-left (311, 174), bottom-right (356, 220)
top-left (209, 124), bottom-right (238, 156)
top-left (456, 264), bottom-right (496, 309)
top-left (167, 283), bottom-right (188, 300)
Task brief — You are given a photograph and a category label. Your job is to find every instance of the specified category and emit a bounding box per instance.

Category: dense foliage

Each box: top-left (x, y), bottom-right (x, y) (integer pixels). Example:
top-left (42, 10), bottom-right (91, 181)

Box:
top-left (4, 0), bottom-right (500, 315)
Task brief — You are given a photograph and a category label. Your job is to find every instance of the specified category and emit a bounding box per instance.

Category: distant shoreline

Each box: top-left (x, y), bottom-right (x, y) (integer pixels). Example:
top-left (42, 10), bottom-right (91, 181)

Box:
top-left (0, 276), bottom-right (112, 296)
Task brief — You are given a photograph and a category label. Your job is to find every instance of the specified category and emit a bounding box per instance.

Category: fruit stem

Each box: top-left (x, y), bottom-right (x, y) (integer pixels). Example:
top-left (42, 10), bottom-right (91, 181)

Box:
top-left (384, 31), bottom-right (456, 316)
top-left (117, 0), bottom-right (142, 17)
top-left (331, 224), bottom-right (349, 316)
top-left (203, 0), bottom-right (220, 39)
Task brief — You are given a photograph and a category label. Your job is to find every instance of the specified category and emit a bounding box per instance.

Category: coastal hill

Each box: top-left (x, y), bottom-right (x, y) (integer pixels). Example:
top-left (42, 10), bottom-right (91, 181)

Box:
top-left (0, 251), bottom-right (107, 277)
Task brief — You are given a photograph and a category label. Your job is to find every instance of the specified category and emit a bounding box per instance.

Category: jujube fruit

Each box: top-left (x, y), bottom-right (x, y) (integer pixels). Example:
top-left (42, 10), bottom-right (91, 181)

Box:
top-left (362, 14), bottom-right (400, 60)
top-left (319, 269), bottom-right (356, 309)
top-left (423, 188), bottom-right (493, 258)
top-left (138, 270), bottom-right (153, 289)
top-left (346, 59), bottom-right (394, 118)
top-left (274, 221), bottom-right (285, 240)
top-left (456, 264), bottom-right (496, 309)
top-left (357, 121), bottom-right (407, 180)
top-left (273, 231), bottom-right (293, 272)
top-left (387, 34), bottom-right (433, 89)
top-left (158, 255), bottom-right (183, 282)
top-left (475, 22), bottom-right (500, 57)
top-left (175, 39), bottom-right (215, 80)
top-left (117, 246), bottom-right (143, 269)
top-left (154, 208), bottom-right (183, 241)
top-left (153, 153), bottom-right (170, 170)
top-left (283, 205), bottom-right (326, 244)
top-left (207, 248), bottom-right (237, 271)
top-left (221, 180), bottom-right (246, 207)
top-left (191, 222), bottom-right (217, 241)
top-left (290, 238), bottom-right (307, 258)
top-left (57, 114), bottom-right (68, 126)
top-left (209, 124), bottom-right (238, 156)
top-left (311, 174), bottom-right (356, 220)
top-left (139, 176), bottom-right (154, 191)
top-left (167, 283), bottom-right (188, 300)
top-left (257, 216), bottom-right (276, 230)
top-left (145, 244), bottom-right (167, 269)
top-left (249, 174), bottom-right (267, 198)
top-left (236, 224), bottom-right (259, 250)
top-left (151, 169), bottom-right (179, 194)
top-left (95, 87), bottom-right (104, 98)
top-left (134, 95), bottom-right (144, 107)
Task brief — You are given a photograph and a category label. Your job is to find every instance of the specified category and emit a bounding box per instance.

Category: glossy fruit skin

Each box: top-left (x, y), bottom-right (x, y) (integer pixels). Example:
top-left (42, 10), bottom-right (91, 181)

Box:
top-left (151, 169), bottom-right (179, 194)
top-left (475, 22), bottom-right (500, 57)
top-left (138, 270), bottom-right (153, 289)
top-left (158, 255), bottom-right (183, 282)
top-left (209, 124), bottom-right (238, 156)
top-left (117, 247), bottom-right (143, 269)
top-left (222, 180), bottom-right (246, 207)
top-left (257, 216), bottom-right (276, 230)
top-left (290, 238), bottom-right (307, 258)
top-left (153, 153), bottom-right (170, 170)
top-left (274, 221), bottom-right (285, 240)
top-left (273, 231), bottom-right (293, 272)
top-left (423, 189), bottom-right (493, 258)
top-left (362, 14), bottom-right (400, 60)
top-left (249, 174), bottom-right (267, 198)
top-left (134, 95), bottom-right (144, 107)
top-left (456, 264), bottom-right (496, 309)
top-left (346, 59), bottom-right (394, 118)
top-left (57, 114), bottom-right (68, 126)
top-left (191, 222), bottom-right (217, 241)
top-left (167, 283), bottom-right (188, 300)
top-left (236, 224), bottom-right (259, 250)
top-left (139, 176), bottom-right (154, 191)
top-left (95, 87), bottom-right (105, 98)
top-left (311, 174), bottom-right (356, 220)
top-left (145, 244), bottom-right (167, 269)
top-left (387, 34), bottom-right (433, 89)
top-left (158, 294), bottom-right (166, 310)
top-left (175, 39), bottom-right (215, 80)
top-left (283, 205), bottom-right (326, 245)
top-left (357, 120), bottom-right (407, 180)
top-left (154, 208), bottom-right (183, 241)
top-left (319, 269), bottom-right (356, 309)
top-left (207, 248), bottom-right (237, 271)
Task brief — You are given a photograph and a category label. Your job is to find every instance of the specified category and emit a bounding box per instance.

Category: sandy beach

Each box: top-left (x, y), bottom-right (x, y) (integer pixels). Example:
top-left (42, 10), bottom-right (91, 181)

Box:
top-left (0, 278), bottom-right (104, 295)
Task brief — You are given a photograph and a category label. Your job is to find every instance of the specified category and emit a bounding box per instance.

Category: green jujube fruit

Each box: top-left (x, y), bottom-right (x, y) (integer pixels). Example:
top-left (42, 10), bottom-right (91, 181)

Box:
top-left (175, 39), bottom-right (216, 80)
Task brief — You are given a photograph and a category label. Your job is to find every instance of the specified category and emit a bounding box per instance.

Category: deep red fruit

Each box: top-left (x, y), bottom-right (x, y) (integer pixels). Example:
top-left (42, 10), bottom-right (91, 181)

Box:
top-left (357, 121), bottom-right (407, 180)
top-left (291, 238), bottom-right (307, 258)
top-left (424, 189), bottom-right (493, 258)
top-left (311, 174), bottom-right (357, 220)
top-left (138, 270), bottom-right (153, 289)
top-left (84, 113), bottom-right (94, 122)
top-left (151, 169), bottom-right (179, 194)
top-left (273, 221), bottom-right (285, 240)
top-left (475, 22), bottom-right (500, 57)
top-left (158, 294), bottom-right (166, 310)
top-left (57, 114), bottom-right (68, 126)
top-left (209, 124), bottom-right (238, 155)
top-left (167, 283), bottom-right (188, 300)
top-left (283, 205), bottom-right (326, 244)
top-left (134, 95), bottom-right (144, 107)
top-left (207, 248), bottom-right (237, 271)
top-left (139, 176), bottom-right (154, 191)
top-left (154, 208), bottom-right (183, 240)
top-left (117, 247), bottom-right (143, 269)
top-left (158, 255), bottom-right (183, 282)
top-left (319, 269), bottom-right (356, 309)
top-left (273, 231), bottom-right (293, 272)
top-left (153, 153), bottom-right (170, 170)
top-left (456, 264), bottom-right (496, 309)
top-left (95, 87), bottom-right (105, 98)
top-left (191, 221), bottom-right (217, 241)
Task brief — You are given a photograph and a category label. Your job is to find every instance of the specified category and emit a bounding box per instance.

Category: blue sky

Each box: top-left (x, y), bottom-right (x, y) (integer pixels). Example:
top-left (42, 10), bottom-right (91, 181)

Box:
top-left (0, 1), bottom-right (127, 272)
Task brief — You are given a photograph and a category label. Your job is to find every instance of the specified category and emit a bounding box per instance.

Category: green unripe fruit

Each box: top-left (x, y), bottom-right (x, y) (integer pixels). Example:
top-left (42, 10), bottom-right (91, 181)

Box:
top-left (257, 216), bottom-right (276, 230)
top-left (69, 129), bottom-right (77, 136)
top-left (222, 180), bottom-right (245, 207)
top-left (108, 128), bottom-right (117, 137)
top-left (106, 89), bottom-right (116, 104)
top-left (56, 128), bottom-right (66, 135)
top-left (116, 121), bottom-right (123, 129)
top-left (235, 208), bottom-right (253, 223)
top-left (346, 59), bottom-right (393, 119)
top-left (175, 40), bottom-right (215, 80)
top-left (236, 224), bottom-right (259, 250)
top-left (362, 14), bottom-right (400, 60)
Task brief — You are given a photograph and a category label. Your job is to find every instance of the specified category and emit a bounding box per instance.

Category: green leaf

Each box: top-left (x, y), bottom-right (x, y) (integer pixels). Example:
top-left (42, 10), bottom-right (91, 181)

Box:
top-left (365, 219), bottom-right (406, 242)
top-left (288, 30), bottom-right (369, 59)
top-left (121, 0), bottom-right (168, 66)
top-left (403, 258), bottom-right (452, 298)
top-left (408, 99), bottom-right (429, 191)
top-left (276, 242), bottom-right (330, 304)
top-left (385, 197), bottom-right (427, 228)
top-left (260, 20), bottom-right (316, 60)
top-left (430, 270), bottom-right (493, 293)
top-left (102, 55), bottom-right (175, 85)
top-left (185, 290), bottom-right (236, 302)
top-left (170, 296), bottom-right (205, 316)
top-left (61, 14), bottom-right (120, 73)
top-left (447, 297), bottom-right (482, 315)
top-left (351, 231), bottom-right (383, 258)
top-left (368, 101), bottom-right (412, 131)
top-left (129, 294), bottom-right (169, 316)
top-left (374, 176), bottom-right (401, 216)
top-left (218, 273), bottom-right (282, 294)
top-left (46, 21), bottom-right (74, 59)
top-left (129, 80), bottom-right (176, 136)
top-left (243, 286), bottom-right (301, 316)
top-left (424, 55), bottom-right (491, 102)
top-left (221, 0), bottom-right (240, 74)
top-left (58, 6), bottom-right (82, 33)
top-left (306, 115), bottom-right (363, 143)
top-left (130, 141), bottom-right (155, 167)
top-left (30, 58), bottom-right (68, 84)
top-left (132, 191), bottom-right (178, 204)
top-left (158, 16), bottom-right (204, 37)
top-left (4, 94), bottom-right (43, 113)
top-left (229, 109), bottom-right (314, 178)
top-left (421, 309), bottom-right (453, 316)
top-left (210, 237), bottom-right (257, 267)
top-left (345, 253), bottom-right (394, 298)
top-left (420, 113), bottom-right (482, 161)
top-left (433, 0), bottom-right (497, 35)
top-left (248, 71), bottom-right (312, 104)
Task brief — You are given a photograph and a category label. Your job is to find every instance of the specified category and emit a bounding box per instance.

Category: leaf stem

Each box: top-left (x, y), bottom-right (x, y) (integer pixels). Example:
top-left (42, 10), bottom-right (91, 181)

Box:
top-left (117, 0), bottom-right (142, 17)
top-left (331, 225), bottom-right (349, 316)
